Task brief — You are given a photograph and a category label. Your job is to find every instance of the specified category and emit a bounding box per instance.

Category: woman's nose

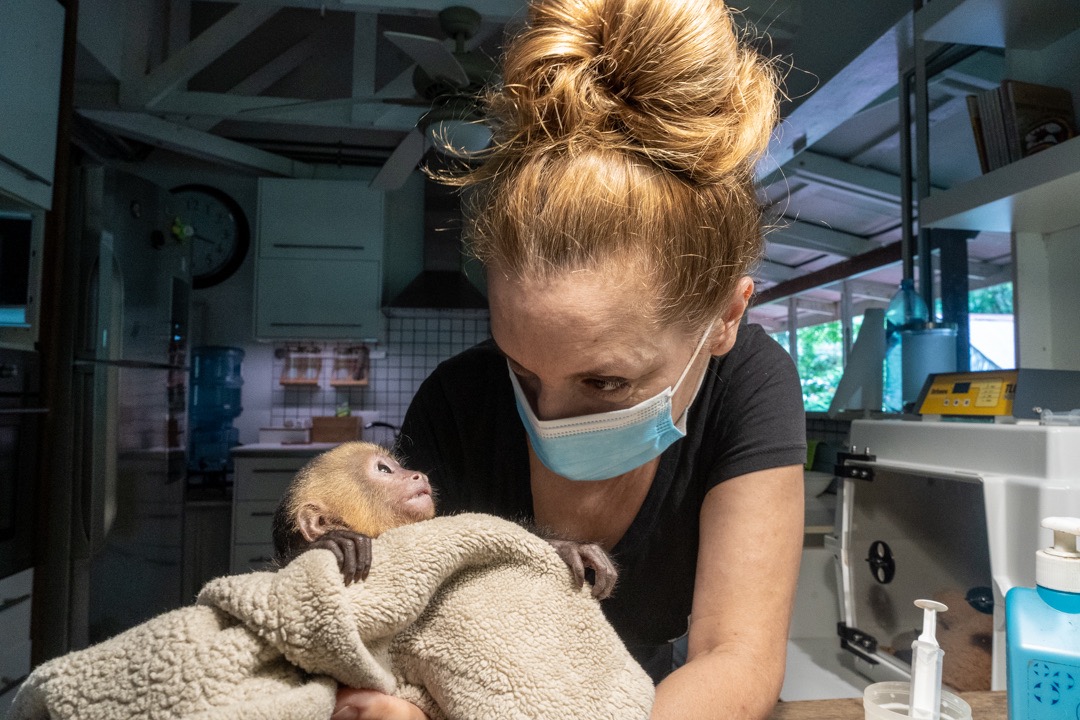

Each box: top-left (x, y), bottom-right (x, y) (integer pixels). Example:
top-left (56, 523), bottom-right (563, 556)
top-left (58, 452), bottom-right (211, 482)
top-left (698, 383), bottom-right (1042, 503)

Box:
top-left (532, 386), bottom-right (588, 422)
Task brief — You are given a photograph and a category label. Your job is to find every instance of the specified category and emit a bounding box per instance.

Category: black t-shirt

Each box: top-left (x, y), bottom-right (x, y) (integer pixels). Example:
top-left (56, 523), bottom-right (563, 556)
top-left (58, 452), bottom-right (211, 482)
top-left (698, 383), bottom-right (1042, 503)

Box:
top-left (395, 322), bottom-right (806, 679)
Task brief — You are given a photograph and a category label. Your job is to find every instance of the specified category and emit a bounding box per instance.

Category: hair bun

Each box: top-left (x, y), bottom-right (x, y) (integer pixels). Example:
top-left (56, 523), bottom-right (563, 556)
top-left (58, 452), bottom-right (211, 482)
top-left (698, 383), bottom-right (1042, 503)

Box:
top-left (490, 0), bottom-right (778, 183)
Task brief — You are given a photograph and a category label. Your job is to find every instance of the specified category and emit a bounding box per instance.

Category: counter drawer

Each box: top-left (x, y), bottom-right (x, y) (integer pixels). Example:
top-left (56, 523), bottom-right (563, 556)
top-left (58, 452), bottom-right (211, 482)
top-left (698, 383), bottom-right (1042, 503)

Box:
top-left (231, 543), bottom-right (277, 574)
top-left (232, 500), bottom-right (278, 545)
top-left (234, 458), bottom-right (305, 501)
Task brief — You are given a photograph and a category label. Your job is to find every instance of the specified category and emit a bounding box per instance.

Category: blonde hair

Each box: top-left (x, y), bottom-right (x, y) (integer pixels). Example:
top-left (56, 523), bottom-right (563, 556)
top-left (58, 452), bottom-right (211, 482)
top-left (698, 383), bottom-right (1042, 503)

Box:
top-left (454, 0), bottom-right (778, 329)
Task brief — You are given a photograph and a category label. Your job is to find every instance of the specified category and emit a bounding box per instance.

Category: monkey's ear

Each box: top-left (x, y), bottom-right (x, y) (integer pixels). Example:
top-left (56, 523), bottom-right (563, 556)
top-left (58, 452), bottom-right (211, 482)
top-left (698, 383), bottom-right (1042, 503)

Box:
top-left (296, 502), bottom-right (331, 543)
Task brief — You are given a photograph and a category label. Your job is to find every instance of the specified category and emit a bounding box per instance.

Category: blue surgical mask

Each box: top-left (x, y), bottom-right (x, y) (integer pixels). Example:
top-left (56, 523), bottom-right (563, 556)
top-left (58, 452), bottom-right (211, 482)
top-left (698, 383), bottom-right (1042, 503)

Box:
top-left (508, 324), bottom-right (713, 481)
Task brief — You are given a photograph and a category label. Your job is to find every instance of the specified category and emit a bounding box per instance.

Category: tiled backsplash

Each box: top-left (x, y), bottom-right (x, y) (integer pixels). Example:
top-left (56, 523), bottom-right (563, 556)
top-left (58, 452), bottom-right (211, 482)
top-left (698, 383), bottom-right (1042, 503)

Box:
top-left (269, 309), bottom-right (491, 435)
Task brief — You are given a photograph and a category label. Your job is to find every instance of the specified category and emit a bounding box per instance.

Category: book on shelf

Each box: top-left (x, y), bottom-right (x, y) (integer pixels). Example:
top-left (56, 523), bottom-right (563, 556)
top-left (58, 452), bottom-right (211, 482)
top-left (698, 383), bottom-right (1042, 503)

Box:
top-left (965, 80), bottom-right (1076, 173)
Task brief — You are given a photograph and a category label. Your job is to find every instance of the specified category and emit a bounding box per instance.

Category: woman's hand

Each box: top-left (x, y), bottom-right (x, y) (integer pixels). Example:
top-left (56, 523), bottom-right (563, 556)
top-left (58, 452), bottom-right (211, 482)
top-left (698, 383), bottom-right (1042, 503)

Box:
top-left (331, 687), bottom-right (430, 720)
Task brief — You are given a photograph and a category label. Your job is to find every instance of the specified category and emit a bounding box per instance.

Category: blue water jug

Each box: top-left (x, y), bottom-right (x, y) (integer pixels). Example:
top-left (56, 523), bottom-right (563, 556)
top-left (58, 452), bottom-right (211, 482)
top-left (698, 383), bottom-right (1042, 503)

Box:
top-left (883, 278), bottom-right (929, 412)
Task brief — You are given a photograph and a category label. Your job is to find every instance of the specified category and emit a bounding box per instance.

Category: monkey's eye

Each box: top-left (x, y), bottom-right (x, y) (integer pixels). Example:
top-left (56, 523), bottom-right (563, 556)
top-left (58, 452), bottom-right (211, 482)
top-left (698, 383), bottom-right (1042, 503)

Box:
top-left (377, 461), bottom-right (393, 473)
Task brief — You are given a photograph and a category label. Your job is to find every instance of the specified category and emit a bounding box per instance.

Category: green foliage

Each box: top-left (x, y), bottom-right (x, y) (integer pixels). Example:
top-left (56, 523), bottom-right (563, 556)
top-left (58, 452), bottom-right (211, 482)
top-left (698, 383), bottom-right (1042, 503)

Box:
top-left (969, 282), bottom-right (1013, 314)
top-left (770, 282), bottom-right (1012, 413)
top-left (771, 317), bottom-right (868, 411)
top-left (796, 321), bottom-right (845, 411)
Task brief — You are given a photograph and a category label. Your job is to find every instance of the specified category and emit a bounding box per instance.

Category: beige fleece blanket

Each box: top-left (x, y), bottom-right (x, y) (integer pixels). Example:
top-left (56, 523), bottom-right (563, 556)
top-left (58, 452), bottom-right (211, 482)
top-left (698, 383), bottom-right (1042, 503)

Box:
top-left (10, 513), bottom-right (653, 720)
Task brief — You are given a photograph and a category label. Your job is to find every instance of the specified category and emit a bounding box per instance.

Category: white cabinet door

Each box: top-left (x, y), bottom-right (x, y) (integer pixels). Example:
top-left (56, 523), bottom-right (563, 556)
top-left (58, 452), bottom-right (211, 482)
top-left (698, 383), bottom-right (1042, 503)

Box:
top-left (0, 0), bottom-right (64, 209)
top-left (255, 257), bottom-right (383, 340)
top-left (257, 179), bottom-right (384, 262)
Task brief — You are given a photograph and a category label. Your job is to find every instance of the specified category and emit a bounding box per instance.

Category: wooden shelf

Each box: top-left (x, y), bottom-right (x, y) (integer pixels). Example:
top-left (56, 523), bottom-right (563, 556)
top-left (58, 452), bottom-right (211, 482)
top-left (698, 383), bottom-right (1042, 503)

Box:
top-left (916, 0), bottom-right (1080, 50)
top-left (279, 378), bottom-right (320, 387)
top-left (329, 379), bottom-right (369, 388)
top-left (920, 135), bottom-right (1080, 234)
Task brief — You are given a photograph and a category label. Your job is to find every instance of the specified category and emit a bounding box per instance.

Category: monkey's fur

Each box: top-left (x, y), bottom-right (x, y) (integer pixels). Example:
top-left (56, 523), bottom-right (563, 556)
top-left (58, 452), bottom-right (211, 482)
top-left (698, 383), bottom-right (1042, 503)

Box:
top-left (272, 441), bottom-right (617, 598)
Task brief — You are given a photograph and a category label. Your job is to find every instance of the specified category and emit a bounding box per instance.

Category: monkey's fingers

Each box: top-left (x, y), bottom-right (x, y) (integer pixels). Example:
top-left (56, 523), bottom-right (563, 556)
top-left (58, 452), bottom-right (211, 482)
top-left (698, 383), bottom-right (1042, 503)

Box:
top-left (358, 536), bottom-right (372, 582)
top-left (339, 536), bottom-right (359, 586)
top-left (549, 540), bottom-right (587, 589)
top-left (312, 538), bottom-right (347, 576)
top-left (579, 544), bottom-right (617, 600)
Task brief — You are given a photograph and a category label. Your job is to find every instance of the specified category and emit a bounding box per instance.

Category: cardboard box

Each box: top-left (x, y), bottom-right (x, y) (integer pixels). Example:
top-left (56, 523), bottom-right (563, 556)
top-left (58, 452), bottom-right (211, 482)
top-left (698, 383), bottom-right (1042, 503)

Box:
top-left (310, 416), bottom-right (361, 443)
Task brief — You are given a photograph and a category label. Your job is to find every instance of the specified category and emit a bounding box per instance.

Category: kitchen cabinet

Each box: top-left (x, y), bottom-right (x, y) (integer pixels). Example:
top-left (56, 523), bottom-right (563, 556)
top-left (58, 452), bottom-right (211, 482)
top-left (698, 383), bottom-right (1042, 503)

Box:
top-left (0, 0), bottom-right (64, 210)
top-left (914, 0), bottom-right (1080, 371)
top-left (254, 179), bottom-right (385, 341)
top-left (230, 445), bottom-right (336, 573)
top-left (0, 568), bottom-right (33, 715)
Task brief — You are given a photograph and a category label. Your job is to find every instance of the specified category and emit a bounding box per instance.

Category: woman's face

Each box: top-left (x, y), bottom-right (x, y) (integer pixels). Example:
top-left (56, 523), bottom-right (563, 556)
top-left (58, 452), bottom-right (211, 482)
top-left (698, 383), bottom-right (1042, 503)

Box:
top-left (489, 266), bottom-right (735, 422)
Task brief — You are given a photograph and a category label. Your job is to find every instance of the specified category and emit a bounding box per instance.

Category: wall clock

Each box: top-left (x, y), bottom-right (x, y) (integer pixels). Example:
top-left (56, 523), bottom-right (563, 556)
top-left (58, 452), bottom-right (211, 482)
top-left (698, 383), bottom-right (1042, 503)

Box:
top-left (171, 184), bottom-right (250, 289)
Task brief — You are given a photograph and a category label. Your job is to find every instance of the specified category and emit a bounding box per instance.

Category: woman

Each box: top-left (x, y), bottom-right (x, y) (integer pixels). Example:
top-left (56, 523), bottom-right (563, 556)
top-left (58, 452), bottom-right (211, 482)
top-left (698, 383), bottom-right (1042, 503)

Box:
top-left (333, 0), bottom-right (805, 717)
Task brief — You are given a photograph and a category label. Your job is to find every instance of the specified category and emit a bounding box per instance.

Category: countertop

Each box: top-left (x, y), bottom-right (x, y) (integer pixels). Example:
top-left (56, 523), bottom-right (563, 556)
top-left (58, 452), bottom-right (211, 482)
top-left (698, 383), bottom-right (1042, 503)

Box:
top-left (768, 691), bottom-right (1005, 720)
top-left (230, 442), bottom-right (341, 457)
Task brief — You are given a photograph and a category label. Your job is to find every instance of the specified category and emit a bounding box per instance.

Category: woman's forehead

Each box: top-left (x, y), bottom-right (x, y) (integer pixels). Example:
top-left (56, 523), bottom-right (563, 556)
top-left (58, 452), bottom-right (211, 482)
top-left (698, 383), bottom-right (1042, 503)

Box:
top-left (487, 268), bottom-right (690, 372)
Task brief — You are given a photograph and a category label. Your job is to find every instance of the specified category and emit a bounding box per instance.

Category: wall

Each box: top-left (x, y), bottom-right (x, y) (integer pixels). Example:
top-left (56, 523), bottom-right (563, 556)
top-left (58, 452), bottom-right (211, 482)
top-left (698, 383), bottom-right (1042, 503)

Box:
top-left (125, 155), bottom-right (480, 448)
top-left (269, 309), bottom-right (490, 446)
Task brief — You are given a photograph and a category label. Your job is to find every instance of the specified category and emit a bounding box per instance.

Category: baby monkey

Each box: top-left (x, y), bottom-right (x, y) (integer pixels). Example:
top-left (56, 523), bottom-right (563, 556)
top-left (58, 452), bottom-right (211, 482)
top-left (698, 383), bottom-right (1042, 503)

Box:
top-left (272, 442), bottom-right (617, 599)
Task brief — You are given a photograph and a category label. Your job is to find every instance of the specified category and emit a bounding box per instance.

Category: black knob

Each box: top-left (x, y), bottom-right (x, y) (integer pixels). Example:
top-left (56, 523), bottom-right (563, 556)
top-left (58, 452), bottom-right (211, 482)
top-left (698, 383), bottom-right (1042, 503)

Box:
top-left (866, 540), bottom-right (896, 584)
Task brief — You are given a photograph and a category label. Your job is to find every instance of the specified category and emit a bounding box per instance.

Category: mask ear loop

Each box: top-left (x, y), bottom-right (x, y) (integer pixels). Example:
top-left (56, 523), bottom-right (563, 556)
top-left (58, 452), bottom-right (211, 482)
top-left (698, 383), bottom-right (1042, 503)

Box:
top-left (671, 321), bottom-right (715, 428)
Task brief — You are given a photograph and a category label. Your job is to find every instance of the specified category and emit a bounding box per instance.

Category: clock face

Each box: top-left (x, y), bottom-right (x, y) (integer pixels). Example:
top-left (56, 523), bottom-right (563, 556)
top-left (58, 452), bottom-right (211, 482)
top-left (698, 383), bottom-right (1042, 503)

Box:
top-left (171, 185), bottom-right (250, 289)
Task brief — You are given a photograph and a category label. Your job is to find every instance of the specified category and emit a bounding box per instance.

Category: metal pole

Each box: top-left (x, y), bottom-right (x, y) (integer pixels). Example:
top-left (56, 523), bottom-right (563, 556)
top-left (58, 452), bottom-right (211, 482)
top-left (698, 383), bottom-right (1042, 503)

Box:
top-left (914, 35), bottom-right (934, 311)
top-left (898, 69), bottom-right (915, 282)
top-left (841, 281), bottom-right (854, 366)
top-left (787, 297), bottom-right (799, 369)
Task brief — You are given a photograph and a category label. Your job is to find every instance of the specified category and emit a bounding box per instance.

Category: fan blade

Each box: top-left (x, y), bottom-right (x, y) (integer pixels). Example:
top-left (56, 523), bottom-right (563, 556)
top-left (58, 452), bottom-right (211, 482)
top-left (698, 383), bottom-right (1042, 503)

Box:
top-left (384, 31), bottom-right (469, 87)
top-left (238, 96), bottom-right (427, 116)
top-left (371, 128), bottom-right (426, 190)
top-left (373, 104), bottom-right (427, 129)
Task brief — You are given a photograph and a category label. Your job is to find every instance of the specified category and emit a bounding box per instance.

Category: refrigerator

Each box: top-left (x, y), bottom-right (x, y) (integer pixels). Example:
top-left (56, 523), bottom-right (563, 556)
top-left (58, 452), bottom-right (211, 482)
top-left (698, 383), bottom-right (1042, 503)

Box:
top-left (69, 166), bottom-right (191, 645)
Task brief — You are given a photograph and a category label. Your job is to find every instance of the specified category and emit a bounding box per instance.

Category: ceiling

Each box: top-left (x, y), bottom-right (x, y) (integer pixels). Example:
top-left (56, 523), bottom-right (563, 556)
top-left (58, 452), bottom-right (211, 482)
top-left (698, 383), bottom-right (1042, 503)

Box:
top-left (72, 0), bottom-right (1015, 333)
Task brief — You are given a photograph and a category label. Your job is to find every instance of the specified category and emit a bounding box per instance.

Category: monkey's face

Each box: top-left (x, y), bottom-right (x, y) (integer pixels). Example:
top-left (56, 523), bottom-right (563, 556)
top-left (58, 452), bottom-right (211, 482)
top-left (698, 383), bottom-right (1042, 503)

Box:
top-left (369, 453), bottom-right (436, 523)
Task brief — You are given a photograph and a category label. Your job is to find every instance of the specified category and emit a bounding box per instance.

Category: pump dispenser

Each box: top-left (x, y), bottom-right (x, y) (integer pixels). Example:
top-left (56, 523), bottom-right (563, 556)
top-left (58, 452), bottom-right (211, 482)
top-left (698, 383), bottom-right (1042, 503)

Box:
top-left (1006, 517), bottom-right (1080, 720)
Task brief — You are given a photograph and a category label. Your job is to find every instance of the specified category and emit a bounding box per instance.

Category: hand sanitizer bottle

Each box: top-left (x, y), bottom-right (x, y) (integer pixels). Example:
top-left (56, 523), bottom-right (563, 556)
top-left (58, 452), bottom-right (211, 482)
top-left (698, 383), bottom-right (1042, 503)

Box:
top-left (1006, 517), bottom-right (1080, 720)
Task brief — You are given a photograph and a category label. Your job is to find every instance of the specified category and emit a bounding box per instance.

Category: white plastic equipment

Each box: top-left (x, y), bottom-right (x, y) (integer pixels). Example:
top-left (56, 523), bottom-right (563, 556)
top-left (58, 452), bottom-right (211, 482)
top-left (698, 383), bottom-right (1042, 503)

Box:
top-left (834, 420), bottom-right (1080, 691)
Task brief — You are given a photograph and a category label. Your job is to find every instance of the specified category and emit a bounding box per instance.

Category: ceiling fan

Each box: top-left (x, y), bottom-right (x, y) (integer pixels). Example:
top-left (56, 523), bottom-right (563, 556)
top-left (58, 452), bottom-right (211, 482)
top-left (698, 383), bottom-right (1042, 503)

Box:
top-left (373, 6), bottom-right (497, 190)
top-left (240, 6), bottom-right (498, 190)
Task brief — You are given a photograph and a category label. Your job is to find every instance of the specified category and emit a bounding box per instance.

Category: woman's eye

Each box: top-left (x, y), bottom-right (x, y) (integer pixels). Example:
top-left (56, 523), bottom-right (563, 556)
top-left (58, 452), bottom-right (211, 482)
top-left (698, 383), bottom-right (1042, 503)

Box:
top-left (585, 377), bottom-right (629, 393)
top-left (377, 461), bottom-right (392, 473)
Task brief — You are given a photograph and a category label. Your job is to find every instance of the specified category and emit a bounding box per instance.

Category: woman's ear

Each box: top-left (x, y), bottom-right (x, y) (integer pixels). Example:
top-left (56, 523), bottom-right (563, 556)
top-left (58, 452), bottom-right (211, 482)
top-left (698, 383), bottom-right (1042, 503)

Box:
top-left (296, 502), bottom-right (331, 543)
top-left (707, 277), bottom-right (754, 356)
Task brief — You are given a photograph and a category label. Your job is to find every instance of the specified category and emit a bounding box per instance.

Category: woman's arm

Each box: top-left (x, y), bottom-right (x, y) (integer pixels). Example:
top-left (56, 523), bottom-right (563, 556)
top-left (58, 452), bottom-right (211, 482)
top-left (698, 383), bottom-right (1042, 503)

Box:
top-left (651, 464), bottom-right (804, 720)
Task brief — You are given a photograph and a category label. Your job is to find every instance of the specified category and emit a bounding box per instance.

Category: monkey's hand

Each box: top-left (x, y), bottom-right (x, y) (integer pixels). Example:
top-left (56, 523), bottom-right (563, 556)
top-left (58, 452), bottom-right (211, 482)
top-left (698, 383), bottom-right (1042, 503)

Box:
top-left (308, 529), bottom-right (372, 586)
top-left (546, 539), bottom-right (617, 600)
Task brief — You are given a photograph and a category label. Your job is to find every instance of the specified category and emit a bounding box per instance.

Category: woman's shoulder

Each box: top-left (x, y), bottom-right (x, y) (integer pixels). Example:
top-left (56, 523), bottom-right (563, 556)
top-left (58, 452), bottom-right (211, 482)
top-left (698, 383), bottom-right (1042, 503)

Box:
top-left (716, 323), bottom-right (799, 384)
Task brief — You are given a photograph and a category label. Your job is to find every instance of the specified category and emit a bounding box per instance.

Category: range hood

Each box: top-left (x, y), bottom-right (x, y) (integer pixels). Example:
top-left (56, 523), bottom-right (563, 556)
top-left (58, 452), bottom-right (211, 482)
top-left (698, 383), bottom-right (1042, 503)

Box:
top-left (388, 181), bottom-right (488, 310)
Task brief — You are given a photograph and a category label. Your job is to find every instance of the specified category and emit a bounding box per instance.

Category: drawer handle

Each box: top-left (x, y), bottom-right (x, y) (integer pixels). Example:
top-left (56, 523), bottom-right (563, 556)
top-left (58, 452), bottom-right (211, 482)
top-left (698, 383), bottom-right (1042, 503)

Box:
top-left (249, 511), bottom-right (275, 517)
top-left (0, 593), bottom-right (30, 613)
top-left (269, 323), bottom-right (365, 328)
top-left (1, 675), bottom-right (28, 696)
top-left (271, 244), bottom-right (364, 251)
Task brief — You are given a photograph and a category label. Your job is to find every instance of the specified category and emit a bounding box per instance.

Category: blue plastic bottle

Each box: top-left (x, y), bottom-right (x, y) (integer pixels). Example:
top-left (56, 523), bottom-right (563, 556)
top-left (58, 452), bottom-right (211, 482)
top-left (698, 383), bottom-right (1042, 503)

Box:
top-left (1006, 517), bottom-right (1080, 720)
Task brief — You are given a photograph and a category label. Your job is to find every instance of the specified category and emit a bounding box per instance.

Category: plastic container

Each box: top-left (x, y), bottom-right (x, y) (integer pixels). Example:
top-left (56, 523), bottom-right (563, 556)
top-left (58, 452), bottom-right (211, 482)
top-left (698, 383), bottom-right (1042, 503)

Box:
top-left (863, 682), bottom-right (971, 720)
top-left (883, 279), bottom-right (929, 412)
top-left (900, 325), bottom-right (957, 408)
top-left (1006, 517), bottom-right (1080, 720)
